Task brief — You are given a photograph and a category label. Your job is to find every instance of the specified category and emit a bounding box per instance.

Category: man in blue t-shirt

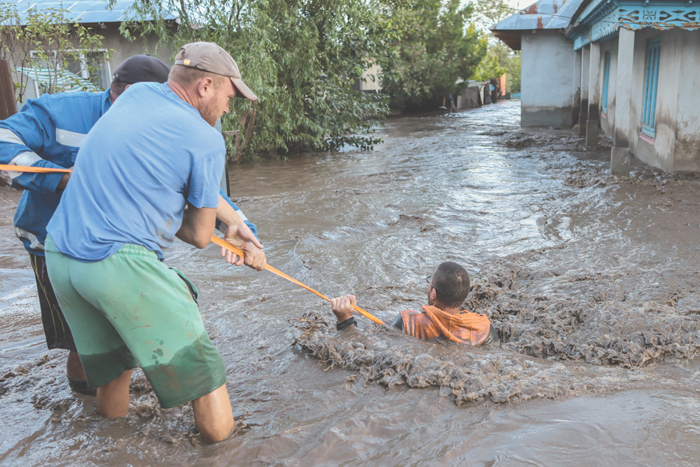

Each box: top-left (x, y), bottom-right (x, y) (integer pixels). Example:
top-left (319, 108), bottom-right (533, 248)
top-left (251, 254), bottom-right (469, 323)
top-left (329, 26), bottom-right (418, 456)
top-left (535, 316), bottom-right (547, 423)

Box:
top-left (45, 42), bottom-right (265, 443)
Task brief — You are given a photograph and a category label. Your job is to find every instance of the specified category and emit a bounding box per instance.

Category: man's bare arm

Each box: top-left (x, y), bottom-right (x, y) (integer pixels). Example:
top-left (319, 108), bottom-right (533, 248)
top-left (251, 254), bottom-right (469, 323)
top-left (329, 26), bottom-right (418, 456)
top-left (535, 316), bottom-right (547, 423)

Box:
top-left (176, 203), bottom-right (217, 248)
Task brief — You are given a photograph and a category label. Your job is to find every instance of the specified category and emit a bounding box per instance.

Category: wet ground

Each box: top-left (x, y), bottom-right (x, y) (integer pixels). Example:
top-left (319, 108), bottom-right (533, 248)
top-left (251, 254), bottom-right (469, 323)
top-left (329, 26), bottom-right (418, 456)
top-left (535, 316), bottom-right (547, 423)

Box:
top-left (2, 100), bottom-right (700, 465)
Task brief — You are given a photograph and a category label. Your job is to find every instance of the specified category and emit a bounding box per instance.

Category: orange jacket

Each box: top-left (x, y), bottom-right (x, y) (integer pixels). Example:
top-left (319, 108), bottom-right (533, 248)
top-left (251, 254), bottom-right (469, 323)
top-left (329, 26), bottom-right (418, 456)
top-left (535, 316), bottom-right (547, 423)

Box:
top-left (400, 305), bottom-right (492, 346)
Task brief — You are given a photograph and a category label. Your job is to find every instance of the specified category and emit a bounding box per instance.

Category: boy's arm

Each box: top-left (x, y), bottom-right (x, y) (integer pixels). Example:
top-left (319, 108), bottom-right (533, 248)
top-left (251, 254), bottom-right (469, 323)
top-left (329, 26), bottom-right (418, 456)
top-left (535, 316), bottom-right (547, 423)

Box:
top-left (331, 295), bottom-right (358, 331)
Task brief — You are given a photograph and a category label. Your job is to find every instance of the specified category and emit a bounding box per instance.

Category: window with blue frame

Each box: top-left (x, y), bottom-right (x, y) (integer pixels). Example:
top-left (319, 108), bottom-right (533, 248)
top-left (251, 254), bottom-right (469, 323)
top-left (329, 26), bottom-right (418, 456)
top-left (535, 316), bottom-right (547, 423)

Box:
top-left (642, 38), bottom-right (661, 138)
top-left (602, 52), bottom-right (611, 114)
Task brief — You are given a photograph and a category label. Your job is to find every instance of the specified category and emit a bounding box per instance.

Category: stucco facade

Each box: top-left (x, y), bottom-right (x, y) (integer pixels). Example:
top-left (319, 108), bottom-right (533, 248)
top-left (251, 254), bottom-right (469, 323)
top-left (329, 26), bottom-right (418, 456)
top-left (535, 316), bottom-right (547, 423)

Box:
top-left (577, 21), bottom-right (700, 172)
top-left (495, 0), bottom-right (700, 172)
top-left (521, 31), bottom-right (577, 127)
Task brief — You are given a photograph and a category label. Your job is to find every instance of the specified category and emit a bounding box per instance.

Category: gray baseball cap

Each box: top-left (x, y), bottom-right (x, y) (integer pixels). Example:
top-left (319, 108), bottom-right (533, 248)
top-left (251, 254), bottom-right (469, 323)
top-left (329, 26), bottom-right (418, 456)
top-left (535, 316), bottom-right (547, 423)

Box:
top-left (174, 42), bottom-right (257, 101)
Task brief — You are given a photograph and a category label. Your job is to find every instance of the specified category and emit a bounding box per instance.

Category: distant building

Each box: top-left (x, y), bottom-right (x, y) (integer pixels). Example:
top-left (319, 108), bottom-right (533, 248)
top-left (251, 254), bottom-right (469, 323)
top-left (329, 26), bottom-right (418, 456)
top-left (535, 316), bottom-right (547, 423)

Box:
top-left (356, 63), bottom-right (382, 92)
top-left (493, 0), bottom-right (700, 172)
top-left (491, 0), bottom-right (584, 127)
top-left (1, 0), bottom-right (175, 101)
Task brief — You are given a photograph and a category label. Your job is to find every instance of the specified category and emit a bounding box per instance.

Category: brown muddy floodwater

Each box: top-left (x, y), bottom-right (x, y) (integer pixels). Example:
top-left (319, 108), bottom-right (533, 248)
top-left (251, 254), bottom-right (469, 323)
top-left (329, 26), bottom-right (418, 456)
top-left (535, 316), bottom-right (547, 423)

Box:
top-left (3, 100), bottom-right (700, 466)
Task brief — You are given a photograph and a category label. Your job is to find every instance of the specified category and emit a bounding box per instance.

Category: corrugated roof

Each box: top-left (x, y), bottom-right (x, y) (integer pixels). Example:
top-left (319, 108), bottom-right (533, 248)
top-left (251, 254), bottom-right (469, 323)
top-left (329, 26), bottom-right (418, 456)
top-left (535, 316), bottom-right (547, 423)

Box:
top-left (16, 66), bottom-right (100, 92)
top-left (491, 0), bottom-right (583, 50)
top-left (0, 0), bottom-right (176, 24)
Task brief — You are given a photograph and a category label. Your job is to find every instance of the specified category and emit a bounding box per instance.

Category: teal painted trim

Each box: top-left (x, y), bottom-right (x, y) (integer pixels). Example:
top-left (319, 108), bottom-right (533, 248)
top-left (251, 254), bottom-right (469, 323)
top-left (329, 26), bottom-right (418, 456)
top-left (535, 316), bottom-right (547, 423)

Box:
top-left (570, 3), bottom-right (700, 51)
top-left (602, 52), bottom-right (611, 114)
top-left (619, 6), bottom-right (700, 30)
top-left (572, 7), bottom-right (620, 50)
top-left (641, 38), bottom-right (660, 138)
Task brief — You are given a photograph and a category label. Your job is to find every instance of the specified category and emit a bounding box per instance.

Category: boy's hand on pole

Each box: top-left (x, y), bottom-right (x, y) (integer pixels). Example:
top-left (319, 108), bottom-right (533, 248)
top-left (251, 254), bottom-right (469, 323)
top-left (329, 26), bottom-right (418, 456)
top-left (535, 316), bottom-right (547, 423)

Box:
top-left (331, 294), bottom-right (356, 322)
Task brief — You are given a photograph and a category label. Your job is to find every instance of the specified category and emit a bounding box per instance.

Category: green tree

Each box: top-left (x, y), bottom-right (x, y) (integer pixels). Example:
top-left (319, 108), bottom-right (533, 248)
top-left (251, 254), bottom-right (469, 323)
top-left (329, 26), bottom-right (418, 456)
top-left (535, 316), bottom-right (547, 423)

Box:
top-left (379, 0), bottom-right (487, 111)
top-left (507, 53), bottom-right (521, 93)
top-left (489, 41), bottom-right (520, 93)
top-left (120, 0), bottom-right (389, 159)
top-left (473, 0), bottom-right (518, 29)
top-left (0, 4), bottom-right (109, 103)
top-left (470, 52), bottom-right (506, 82)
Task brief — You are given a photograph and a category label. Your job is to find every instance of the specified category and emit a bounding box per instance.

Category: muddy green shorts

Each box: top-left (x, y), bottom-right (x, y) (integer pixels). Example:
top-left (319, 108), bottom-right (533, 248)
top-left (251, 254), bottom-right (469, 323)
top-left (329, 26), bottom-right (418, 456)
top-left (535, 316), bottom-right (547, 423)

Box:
top-left (44, 236), bottom-right (226, 408)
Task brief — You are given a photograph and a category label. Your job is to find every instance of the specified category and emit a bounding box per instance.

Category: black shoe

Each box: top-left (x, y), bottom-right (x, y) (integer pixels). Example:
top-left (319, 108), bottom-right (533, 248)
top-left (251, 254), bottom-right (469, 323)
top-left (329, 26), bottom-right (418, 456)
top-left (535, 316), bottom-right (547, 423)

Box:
top-left (68, 376), bottom-right (97, 396)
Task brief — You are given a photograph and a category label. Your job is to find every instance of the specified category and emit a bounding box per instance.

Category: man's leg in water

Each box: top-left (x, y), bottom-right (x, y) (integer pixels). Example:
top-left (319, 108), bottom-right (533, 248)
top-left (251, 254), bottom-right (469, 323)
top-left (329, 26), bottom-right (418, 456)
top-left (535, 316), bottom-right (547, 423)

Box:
top-left (192, 384), bottom-right (234, 443)
top-left (47, 239), bottom-right (230, 441)
top-left (97, 369), bottom-right (134, 417)
top-left (67, 352), bottom-right (86, 379)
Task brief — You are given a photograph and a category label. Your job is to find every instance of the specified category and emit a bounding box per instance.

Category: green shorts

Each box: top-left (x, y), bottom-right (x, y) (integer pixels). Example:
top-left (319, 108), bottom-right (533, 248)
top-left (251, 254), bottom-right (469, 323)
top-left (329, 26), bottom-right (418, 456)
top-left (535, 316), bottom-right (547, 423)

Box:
top-left (44, 236), bottom-right (226, 409)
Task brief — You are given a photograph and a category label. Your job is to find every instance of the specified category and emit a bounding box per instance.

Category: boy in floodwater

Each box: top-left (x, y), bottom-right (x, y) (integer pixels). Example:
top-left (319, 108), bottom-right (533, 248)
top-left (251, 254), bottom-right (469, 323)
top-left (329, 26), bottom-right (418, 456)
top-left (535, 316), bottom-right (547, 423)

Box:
top-left (330, 262), bottom-right (498, 346)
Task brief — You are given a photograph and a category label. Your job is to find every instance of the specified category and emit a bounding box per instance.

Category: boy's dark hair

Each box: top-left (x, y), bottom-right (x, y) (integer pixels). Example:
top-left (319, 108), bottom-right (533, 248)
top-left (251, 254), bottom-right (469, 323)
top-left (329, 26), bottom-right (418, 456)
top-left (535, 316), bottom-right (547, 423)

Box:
top-left (431, 262), bottom-right (471, 308)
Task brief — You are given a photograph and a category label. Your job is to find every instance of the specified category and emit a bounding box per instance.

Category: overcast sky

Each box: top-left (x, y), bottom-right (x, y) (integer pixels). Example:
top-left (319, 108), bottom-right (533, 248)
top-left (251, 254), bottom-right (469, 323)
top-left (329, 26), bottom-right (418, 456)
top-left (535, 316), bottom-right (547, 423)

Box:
top-left (506, 0), bottom-right (527, 12)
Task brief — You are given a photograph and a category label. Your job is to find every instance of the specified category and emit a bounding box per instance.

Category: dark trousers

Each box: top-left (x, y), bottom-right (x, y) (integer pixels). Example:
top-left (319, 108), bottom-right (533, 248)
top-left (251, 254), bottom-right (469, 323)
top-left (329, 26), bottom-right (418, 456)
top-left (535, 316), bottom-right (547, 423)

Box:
top-left (29, 253), bottom-right (77, 352)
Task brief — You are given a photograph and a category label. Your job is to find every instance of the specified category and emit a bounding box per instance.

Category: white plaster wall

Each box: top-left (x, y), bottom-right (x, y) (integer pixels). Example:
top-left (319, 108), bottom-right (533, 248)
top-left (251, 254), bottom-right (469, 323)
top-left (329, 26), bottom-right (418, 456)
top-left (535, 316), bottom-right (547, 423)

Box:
top-left (599, 39), bottom-right (618, 136)
top-left (360, 63), bottom-right (382, 91)
top-left (521, 30), bottom-right (576, 127)
top-left (674, 29), bottom-right (700, 171)
top-left (572, 48), bottom-right (581, 122)
top-left (101, 26), bottom-right (174, 72)
top-left (627, 28), bottom-right (681, 172)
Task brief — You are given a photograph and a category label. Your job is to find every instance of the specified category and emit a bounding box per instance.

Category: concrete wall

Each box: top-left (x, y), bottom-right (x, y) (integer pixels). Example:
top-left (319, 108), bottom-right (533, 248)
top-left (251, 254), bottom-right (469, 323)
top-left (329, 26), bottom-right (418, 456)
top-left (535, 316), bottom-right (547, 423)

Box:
top-left (599, 38), bottom-right (618, 137)
top-left (623, 28), bottom-right (680, 172)
top-left (102, 26), bottom-right (174, 72)
top-left (599, 27), bottom-right (700, 173)
top-left (458, 85), bottom-right (482, 109)
top-left (521, 30), bottom-right (577, 127)
top-left (673, 29), bottom-right (700, 171)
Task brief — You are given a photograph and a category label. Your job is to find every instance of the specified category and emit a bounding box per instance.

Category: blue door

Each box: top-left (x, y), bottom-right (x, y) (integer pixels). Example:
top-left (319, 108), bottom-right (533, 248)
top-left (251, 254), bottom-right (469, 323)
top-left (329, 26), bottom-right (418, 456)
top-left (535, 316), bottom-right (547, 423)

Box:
top-left (642, 38), bottom-right (661, 138)
top-left (602, 52), bottom-right (611, 114)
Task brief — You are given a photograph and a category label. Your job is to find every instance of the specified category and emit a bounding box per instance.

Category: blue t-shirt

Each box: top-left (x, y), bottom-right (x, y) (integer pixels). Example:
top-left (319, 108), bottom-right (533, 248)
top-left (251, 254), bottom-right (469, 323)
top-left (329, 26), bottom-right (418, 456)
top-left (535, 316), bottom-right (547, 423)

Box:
top-left (47, 82), bottom-right (225, 262)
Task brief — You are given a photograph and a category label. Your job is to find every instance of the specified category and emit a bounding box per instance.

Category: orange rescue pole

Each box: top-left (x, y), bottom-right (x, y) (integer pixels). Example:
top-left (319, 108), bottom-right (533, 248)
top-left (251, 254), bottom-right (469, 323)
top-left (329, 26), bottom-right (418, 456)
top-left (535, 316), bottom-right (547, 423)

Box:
top-left (0, 164), bottom-right (71, 173)
top-left (2, 164), bottom-right (386, 325)
top-left (211, 236), bottom-right (385, 325)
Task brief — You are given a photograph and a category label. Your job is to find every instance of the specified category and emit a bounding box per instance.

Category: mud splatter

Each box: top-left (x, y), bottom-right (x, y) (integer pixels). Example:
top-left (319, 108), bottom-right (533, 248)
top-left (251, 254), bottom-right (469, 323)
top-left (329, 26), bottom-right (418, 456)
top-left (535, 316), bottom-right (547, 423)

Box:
top-left (292, 312), bottom-right (666, 405)
top-left (466, 243), bottom-right (700, 368)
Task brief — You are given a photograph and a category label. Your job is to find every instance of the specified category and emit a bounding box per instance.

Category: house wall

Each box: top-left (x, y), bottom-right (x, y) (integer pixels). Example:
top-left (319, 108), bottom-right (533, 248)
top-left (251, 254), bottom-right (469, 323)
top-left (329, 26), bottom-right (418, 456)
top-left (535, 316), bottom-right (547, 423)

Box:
top-left (14, 25), bottom-right (173, 103)
top-left (603, 27), bottom-right (700, 172)
top-left (599, 38), bottom-right (618, 137)
top-left (521, 30), bottom-right (577, 127)
top-left (572, 48), bottom-right (581, 125)
top-left (673, 29), bottom-right (700, 171)
top-left (624, 28), bottom-right (681, 172)
top-left (101, 26), bottom-right (174, 72)
top-left (359, 63), bottom-right (382, 91)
